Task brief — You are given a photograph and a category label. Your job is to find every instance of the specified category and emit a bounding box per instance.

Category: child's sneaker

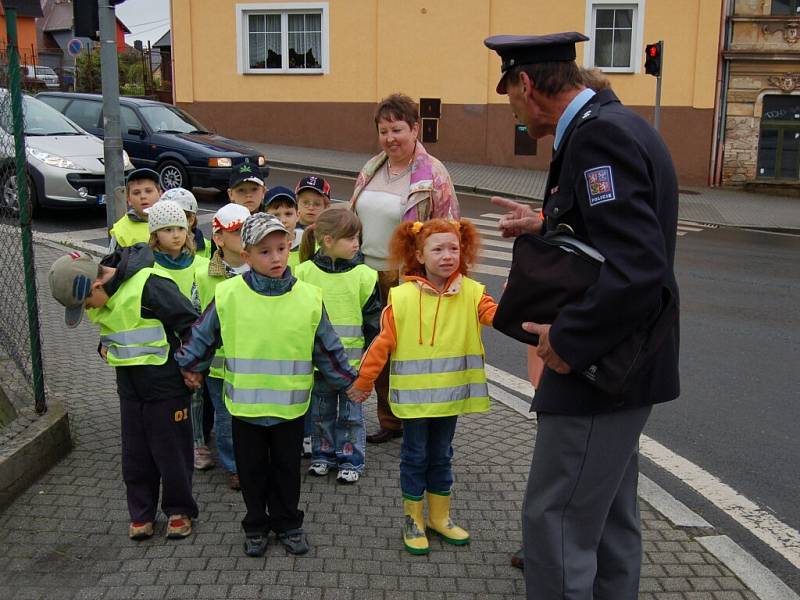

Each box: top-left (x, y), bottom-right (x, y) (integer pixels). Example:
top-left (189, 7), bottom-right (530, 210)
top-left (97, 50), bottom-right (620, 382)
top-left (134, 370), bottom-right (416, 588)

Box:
top-left (307, 462), bottom-right (329, 476)
top-left (276, 528), bottom-right (309, 555)
top-left (194, 446), bottom-right (214, 470)
top-left (228, 473), bottom-right (241, 491)
top-left (336, 469), bottom-right (360, 484)
top-left (301, 436), bottom-right (312, 458)
top-left (128, 521), bottom-right (153, 540)
top-left (166, 515), bottom-right (192, 539)
top-left (243, 535), bottom-right (268, 557)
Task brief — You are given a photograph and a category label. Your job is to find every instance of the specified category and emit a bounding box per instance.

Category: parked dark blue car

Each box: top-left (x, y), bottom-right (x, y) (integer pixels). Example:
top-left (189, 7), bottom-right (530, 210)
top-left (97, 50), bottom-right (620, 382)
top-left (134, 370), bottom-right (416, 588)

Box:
top-left (36, 92), bottom-right (268, 191)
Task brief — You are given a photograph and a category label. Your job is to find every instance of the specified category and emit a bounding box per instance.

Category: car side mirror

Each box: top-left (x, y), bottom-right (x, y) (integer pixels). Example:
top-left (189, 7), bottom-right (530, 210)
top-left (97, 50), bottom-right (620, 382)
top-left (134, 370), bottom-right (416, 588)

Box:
top-left (128, 128), bottom-right (145, 138)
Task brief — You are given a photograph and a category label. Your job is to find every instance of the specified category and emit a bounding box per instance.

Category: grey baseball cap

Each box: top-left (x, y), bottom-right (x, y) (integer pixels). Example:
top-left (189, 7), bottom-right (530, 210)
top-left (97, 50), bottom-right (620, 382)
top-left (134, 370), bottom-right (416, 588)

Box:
top-left (240, 213), bottom-right (290, 248)
top-left (48, 251), bottom-right (98, 328)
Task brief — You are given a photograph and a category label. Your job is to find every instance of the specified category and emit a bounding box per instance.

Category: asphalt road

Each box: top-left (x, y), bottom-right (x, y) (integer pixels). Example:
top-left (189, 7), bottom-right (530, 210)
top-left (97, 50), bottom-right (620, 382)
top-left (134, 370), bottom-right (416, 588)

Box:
top-left (31, 167), bottom-right (800, 590)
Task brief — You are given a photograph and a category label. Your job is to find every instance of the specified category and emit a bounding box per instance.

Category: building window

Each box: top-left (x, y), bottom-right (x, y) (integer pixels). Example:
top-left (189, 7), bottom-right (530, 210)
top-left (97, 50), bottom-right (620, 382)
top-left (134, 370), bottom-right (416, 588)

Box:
top-left (771, 0), bottom-right (800, 16)
top-left (585, 1), bottom-right (644, 73)
top-left (757, 95), bottom-right (800, 180)
top-left (236, 3), bottom-right (329, 74)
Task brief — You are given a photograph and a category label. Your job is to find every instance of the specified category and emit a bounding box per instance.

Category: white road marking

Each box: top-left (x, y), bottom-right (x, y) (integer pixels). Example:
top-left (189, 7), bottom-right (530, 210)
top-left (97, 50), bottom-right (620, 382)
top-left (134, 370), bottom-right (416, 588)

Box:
top-left (487, 383), bottom-right (535, 420)
top-left (472, 263), bottom-right (509, 277)
top-left (696, 536), bottom-right (800, 600)
top-left (639, 435), bottom-right (800, 569)
top-left (479, 248), bottom-right (513, 261)
top-left (484, 358), bottom-right (800, 571)
top-left (482, 237), bottom-right (514, 249)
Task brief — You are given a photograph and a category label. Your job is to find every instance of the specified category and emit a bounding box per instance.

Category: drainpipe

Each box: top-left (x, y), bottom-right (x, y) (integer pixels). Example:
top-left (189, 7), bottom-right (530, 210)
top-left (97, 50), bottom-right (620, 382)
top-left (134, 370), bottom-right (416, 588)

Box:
top-left (710, 0), bottom-right (734, 186)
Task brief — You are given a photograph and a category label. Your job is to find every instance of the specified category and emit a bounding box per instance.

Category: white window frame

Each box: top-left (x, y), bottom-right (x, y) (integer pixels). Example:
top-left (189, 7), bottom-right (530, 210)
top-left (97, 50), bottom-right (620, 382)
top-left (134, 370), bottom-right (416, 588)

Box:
top-left (236, 2), bottom-right (330, 75)
top-left (584, 0), bottom-right (645, 73)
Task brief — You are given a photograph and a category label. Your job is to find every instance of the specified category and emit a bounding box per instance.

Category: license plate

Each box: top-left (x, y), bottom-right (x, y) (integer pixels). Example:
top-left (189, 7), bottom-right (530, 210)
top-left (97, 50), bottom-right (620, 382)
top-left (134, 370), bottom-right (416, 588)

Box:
top-left (96, 194), bottom-right (106, 206)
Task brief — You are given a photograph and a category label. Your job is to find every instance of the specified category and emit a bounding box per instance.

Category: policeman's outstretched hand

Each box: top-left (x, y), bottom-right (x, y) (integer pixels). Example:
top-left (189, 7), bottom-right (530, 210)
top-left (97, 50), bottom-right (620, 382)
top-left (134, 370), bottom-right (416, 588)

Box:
top-left (521, 322), bottom-right (571, 375)
top-left (491, 196), bottom-right (543, 238)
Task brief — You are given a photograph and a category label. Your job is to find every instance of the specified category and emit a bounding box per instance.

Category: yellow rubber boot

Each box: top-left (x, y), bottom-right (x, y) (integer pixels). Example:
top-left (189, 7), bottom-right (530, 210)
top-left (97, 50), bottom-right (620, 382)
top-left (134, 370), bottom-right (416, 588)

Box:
top-left (426, 491), bottom-right (470, 545)
top-left (402, 496), bottom-right (430, 555)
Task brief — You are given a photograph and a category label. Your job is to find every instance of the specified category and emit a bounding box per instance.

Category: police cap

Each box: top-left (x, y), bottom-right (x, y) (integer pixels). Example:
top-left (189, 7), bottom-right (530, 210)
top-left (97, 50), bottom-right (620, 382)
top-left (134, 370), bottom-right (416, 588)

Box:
top-left (484, 32), bottom-right (590, 94)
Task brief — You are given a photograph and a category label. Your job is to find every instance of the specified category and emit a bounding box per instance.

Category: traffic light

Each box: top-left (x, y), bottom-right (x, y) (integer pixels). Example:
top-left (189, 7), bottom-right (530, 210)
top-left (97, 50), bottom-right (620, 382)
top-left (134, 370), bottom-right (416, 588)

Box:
top-left (73, 0), bottom-right (127, 41)
top-left (644, 42), bottom-right (663, 77)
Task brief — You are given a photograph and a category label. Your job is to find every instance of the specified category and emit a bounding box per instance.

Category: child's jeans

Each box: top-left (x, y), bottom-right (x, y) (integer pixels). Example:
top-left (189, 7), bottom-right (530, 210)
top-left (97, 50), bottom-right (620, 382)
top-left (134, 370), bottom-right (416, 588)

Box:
top-left (310, 379), bottom-right (366, 472)
top-left (204, 376), bottom-right (236, 474)
top-left (400, 415), bottom-right (458, 498)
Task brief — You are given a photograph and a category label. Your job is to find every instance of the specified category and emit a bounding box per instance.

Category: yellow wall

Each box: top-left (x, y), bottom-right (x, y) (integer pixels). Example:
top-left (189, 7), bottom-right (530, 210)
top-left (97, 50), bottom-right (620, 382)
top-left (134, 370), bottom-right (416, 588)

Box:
top-left (173, 0), bottom-right (722, 108)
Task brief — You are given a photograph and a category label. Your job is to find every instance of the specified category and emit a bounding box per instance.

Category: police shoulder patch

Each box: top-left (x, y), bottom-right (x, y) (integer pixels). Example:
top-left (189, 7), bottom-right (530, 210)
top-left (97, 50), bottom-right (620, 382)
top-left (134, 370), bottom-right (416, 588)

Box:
top-left (583, 166), bottom-right (616, 206)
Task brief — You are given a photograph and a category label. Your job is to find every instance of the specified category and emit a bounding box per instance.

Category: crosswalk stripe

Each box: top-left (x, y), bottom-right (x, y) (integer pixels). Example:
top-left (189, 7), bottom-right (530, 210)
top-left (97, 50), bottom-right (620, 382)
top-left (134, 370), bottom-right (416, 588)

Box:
top-left (479, 248), bottom-right (513, 261)
top-left (482, 237), bottom-right (514, 249)
top-left (472, 263), bottom-right (509, 277)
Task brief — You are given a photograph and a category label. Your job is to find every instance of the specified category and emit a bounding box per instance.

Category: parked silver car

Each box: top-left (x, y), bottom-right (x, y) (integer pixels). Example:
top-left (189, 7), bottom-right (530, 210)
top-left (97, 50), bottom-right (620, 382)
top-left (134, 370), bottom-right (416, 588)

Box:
top-left (0, 89), bottom-right (133, 214)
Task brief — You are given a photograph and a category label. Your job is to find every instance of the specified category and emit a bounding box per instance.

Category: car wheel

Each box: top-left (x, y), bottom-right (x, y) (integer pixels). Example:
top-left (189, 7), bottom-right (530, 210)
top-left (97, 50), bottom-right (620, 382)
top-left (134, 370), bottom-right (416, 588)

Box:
top-left (158, 160), bottom-right (190, 190)
top-left (0, 165), bottom-right (38, 218)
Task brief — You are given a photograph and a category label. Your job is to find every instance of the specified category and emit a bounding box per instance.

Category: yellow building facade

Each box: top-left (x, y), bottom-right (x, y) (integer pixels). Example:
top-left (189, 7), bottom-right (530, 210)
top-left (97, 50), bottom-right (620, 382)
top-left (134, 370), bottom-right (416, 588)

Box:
top-left (172, 0), bottom-right (723, 185)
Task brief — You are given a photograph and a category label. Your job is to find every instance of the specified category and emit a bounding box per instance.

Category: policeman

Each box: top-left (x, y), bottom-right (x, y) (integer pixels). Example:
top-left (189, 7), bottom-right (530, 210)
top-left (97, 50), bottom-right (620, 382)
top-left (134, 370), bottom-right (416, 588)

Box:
top-left (484, 32), bottom-right (680, 599)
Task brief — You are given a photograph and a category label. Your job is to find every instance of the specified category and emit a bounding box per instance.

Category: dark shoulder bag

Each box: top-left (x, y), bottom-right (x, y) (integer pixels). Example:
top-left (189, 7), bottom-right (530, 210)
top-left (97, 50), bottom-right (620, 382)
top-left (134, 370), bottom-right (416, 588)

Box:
top-left (492, 231), bottom-right (678, 395)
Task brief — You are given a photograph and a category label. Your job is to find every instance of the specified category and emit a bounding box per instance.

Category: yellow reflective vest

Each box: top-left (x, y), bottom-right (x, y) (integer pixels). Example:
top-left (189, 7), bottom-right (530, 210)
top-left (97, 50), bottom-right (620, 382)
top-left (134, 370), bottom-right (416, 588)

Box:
top-left (388, 277), bottom-right (489, 419)
top-left (215, 276), bottom-right (323, 419)
top-left (87, 268), bottom-right (170, 367)
top-left (110, 215), bottom-right (149, 248)
top-left (195, 266), bottom-right (232, 380)
top-left (293, 261), bottom-right (377, 368)
top-left (154, 255), bottom-right (209, 300)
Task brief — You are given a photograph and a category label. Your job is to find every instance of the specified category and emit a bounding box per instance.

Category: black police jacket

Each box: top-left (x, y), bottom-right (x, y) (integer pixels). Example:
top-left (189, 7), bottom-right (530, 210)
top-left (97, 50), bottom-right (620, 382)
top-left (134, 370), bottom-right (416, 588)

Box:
top-left (532, 89), bottom-right (680, 414)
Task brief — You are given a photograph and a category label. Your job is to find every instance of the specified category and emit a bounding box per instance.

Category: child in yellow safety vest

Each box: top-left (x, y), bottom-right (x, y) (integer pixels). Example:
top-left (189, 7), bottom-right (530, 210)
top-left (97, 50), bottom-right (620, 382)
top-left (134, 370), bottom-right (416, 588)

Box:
top-left (294, 208), bottom-right (381, 484)
top-left (351, 218), bottom-right (497, 555)
top-left (176, 213), bottom-right (360, 559)
top-left (161, 187), bottom-right (210, 259)
top-left (145, 200), bottom-right (211, 470)
top-left (109, 168), bottom-right (162, 250)
top-left (192, 202), bottom-right (252, 492)
top-left (47, 247), bottom-right (199, 541)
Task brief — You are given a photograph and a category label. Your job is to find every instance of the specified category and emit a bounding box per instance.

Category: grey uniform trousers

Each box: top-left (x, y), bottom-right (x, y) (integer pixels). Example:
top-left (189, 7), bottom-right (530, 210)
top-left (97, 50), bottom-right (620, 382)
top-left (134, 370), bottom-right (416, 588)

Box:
top-left (523, 405), bottom-right (652, 600)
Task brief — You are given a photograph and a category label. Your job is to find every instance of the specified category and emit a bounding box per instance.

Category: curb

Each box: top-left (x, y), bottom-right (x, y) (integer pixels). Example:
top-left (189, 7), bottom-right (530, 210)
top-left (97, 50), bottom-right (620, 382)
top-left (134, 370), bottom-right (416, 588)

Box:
top-left (269, 160), bottom-right (541, 203)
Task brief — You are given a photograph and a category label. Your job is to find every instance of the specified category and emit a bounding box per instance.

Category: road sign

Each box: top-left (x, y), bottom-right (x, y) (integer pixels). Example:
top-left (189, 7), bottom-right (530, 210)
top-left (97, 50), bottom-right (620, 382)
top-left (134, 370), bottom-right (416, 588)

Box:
top-left (67, 38), bottom-right (84, 57)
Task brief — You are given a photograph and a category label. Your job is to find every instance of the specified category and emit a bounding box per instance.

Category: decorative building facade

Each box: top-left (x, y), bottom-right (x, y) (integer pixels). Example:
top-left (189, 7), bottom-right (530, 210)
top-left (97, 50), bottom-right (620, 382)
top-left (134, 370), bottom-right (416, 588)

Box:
top-left (720, 0), bottom-right (800, 187)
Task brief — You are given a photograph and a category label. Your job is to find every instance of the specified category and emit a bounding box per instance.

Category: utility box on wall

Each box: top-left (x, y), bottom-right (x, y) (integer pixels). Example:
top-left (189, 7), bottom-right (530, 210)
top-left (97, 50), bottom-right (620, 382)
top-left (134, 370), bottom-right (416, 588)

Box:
top-left (420, 98), bottom-right (441, 143)
top-left (514, 124), bottom-right (537, 155)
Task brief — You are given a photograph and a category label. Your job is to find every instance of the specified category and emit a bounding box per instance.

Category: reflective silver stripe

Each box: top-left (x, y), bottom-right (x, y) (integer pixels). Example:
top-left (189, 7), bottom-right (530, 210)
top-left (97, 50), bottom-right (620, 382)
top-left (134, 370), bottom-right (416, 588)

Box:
top-left (391, 382), bottom-right (489, 404)
top-left (225, 383), bottom-right (309, 406)
top-left (391, 354), bottom-right (485, 376)
top-left (100, 325), bottom-right (164, 346)
top-left (346, 347), bottom-right (363, 361)
top-left (334, 324), bottom-right (363, 338)
top-left (109, 345), bottom-right (168, 360)
top-left (225, 357), bottom-right (313, 376)
top-left (211, 356), bottom-right (224, 370)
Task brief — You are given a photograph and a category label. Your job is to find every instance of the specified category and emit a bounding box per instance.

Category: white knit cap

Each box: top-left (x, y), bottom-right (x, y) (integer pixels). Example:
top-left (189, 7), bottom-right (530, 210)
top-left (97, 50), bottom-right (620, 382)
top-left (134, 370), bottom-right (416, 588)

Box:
top-left (159, 187), bottom-right (198, 214)
top-left (145, 200), bottom-right (188, 233)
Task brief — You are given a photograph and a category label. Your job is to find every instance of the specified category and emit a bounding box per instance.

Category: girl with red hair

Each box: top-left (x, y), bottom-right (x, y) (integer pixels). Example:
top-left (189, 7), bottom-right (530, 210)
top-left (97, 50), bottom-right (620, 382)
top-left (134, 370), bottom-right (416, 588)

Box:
top-left (351, 218), bottom-right (497, 555)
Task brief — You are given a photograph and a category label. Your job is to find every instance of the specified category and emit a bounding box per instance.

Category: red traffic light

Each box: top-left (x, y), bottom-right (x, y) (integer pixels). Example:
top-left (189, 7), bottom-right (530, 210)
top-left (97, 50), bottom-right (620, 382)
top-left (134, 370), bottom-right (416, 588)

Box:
top-left (644, 41), bottom-right (663, 77)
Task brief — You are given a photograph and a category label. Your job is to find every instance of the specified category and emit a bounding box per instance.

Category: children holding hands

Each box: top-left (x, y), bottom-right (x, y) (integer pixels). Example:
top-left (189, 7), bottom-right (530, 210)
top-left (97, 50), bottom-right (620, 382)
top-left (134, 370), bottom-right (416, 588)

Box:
top-left (350, 218), bottom-right (496, 555)
top-left (294, 208), bottom-right (381, 484)
top-left (176, 213), bottom-right (360, 558)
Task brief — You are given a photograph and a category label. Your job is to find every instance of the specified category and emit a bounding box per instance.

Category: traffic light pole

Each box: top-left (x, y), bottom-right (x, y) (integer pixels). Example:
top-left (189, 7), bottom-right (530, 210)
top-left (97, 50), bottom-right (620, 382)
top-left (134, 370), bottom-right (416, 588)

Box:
top-left (98, 0), bottom-right (126, 234)
top-left (653, 41), bottom-right (664, 133)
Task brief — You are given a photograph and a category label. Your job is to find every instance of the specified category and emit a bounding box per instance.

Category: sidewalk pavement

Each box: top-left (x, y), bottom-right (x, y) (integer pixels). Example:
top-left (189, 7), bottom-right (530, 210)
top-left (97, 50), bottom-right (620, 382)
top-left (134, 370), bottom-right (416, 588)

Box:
top-left (0, 240), bottom-right (767, 600)
top-left (249, 142), bottom-right (800, 231)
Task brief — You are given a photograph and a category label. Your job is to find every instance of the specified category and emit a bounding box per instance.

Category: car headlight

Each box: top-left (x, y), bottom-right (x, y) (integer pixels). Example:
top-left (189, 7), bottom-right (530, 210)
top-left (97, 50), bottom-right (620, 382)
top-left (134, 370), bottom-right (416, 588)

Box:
top-left (26, 147), bottom-right (81, 170)
top-left (208, 157), bottom-right (232, 168)
top-left (123, 150), bottom-right (134, 170)
top-left (257, 155), bottom-right (266, 167)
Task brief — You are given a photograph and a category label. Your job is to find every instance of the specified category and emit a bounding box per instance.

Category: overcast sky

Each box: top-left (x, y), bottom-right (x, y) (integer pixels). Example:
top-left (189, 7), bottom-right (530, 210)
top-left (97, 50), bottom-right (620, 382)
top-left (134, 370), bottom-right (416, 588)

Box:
top-left (115, 0), bottom-right (171, 48)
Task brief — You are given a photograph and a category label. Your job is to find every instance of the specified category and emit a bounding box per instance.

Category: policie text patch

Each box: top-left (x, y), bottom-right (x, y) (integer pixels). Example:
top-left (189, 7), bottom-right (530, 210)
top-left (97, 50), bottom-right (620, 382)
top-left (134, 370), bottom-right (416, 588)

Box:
top-left (583, 166), bottom-right (616, 206)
